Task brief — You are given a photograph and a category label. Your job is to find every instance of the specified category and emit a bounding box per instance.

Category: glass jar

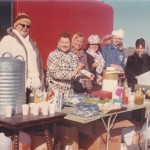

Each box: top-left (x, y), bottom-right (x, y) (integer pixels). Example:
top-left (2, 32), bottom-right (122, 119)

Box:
top-left (134, 90), bottom-right (144, 105)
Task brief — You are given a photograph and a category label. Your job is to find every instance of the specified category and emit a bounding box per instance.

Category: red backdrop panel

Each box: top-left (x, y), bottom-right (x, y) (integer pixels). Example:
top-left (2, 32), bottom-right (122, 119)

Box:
top-left (14, 0), bottom-right (113, 68)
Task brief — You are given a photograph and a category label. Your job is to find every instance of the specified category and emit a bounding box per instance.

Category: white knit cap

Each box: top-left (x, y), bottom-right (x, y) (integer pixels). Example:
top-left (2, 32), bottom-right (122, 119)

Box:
top-left (112, 29), bottom-right (125, 40)
top-left (88, 35), bottom-right (100, 44)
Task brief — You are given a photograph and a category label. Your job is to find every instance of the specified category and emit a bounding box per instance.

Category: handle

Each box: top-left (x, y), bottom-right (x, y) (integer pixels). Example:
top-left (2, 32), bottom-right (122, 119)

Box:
top-left (2, 52), bottom-right (13, 57)
top-left (15, 55), bottom-right (24, 61)
top-left (2, 52), bottom-right (24, 61)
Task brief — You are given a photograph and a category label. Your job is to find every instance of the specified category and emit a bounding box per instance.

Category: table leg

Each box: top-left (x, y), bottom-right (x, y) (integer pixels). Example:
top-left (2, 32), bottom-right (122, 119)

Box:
top-left (52, 122), bottom-right (57, 147)
top-left (145, 109), bottom-right (150, 150)
top-left (43, 125), bottom-right (54, 150)
top-left (141, 108), bottom-right (146, 127)
top-left (13, 131), bottom-right (19, 150)
top-left (101, 114), bottom-right (118, 150)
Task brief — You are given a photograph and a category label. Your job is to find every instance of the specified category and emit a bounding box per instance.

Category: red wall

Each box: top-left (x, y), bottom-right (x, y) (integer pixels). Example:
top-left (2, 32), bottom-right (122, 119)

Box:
top-left (14, 0), bottom-right (113, 68)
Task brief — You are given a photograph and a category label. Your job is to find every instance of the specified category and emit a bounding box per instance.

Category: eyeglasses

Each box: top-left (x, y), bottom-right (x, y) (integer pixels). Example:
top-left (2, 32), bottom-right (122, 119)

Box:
top-left (90, 44), bottom-right (99, 46)
top-left (19, 24), bottom-right (31, 29)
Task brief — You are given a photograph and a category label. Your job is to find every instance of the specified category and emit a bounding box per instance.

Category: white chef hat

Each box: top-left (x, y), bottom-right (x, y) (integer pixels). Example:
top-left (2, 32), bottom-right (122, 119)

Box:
top-left (88, 35), bottom-right (100, 44)
top-left (112, 29), bottom-right (125, 40)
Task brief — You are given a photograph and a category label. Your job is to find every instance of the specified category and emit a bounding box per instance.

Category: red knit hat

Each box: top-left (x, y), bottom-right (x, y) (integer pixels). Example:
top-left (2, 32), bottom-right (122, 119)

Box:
top-left (14, 12), bottom-right (31, 28)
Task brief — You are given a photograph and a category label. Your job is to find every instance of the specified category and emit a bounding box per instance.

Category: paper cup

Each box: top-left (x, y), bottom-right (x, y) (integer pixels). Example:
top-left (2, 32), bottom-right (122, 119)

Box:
top-left (29, 103), bottom-right (35, 114)
top-left (22, 104), bottom-right (29, 115)
top-left (5, 106), bottom-right (13, 117)
top-left (33, 103), bottom-right (39, 115)
top-left (38, 102), bottom-right (47, 114)
top-left (42, 104), bottom-right (49, 115)
top-left (49, 103), bottom-right (55, 115)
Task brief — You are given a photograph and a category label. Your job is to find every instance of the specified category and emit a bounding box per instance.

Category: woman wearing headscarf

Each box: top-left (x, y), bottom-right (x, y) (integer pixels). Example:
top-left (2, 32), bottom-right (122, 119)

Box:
top-left (86, 35), bottom-right (105, 88)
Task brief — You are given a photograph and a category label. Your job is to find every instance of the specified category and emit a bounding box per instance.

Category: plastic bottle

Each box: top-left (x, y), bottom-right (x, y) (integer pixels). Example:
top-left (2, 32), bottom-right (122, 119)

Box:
top-left (122, 82), bottom-right (128, 104)
top-left (128, 87), bottom-right (132, 103)
top-left (54, 89), bottom-right (63, 111)
top-left (58, 90), bottom-right (63, 111)
top-left (0, 133), bottom-right (12, 150)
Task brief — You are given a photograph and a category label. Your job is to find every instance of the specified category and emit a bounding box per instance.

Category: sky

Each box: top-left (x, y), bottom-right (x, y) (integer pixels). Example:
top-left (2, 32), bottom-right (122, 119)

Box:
top-left (102, 0), bottom-right (150, 49)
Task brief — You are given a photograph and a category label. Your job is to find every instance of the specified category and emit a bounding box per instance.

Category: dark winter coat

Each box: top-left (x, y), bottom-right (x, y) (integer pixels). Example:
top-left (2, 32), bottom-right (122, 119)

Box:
top-left (125, 53), bottom-right (150, 90)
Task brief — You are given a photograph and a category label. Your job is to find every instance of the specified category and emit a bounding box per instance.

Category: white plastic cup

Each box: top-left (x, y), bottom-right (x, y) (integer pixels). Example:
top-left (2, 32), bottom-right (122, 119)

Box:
top-left (42, 104), bottom-right (49, 115)
top-left (22, 104), bottom-right (29, 115)
top-left (49, 103), bottom-right (55, 115)
top-left (38, 102), bottom-right (47, 114)
top-left (5, 106), bottom-right (13, 117)
top-left (29, 103), bottom-right (35, 114)
top-left (33, 103), bottom-right (39, 115)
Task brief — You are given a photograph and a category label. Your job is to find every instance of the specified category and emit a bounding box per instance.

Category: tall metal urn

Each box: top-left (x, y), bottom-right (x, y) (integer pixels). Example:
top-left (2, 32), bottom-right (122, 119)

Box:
top-left (0, 53), bottom-right (25, 114)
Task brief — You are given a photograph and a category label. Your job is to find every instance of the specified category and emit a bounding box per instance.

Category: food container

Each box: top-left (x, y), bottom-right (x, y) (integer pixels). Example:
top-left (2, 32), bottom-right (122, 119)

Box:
top-left (71, 102), bottom-right (99, 117)
top-left (102, 69), bottom-right (119, 92)
top-left (134, 90), bottom-right (144, 105)
top-left (113, 99), bottom-right (122, 106)
top-left (103, 69), bottom-right (118, 80)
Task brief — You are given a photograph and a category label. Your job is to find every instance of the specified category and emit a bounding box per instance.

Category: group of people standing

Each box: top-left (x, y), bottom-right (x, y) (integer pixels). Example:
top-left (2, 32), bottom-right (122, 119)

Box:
top-left (0, 12), bottom-right (150, 103)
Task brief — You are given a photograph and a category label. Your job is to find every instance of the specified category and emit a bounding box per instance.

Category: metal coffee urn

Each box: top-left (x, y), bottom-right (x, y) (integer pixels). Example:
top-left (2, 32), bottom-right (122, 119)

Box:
top-left (0, 53), bottom-right (26, 114)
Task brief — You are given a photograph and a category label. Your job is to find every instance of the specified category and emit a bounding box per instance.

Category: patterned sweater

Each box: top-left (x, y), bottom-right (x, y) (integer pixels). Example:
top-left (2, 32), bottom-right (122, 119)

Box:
top-left (46, 49), bottom-right (79, 99)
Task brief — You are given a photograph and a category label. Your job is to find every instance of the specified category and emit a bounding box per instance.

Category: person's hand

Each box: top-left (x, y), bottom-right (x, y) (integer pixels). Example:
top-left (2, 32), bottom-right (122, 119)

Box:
top-left (90, 73), bottom-right (95, 80)
top-left (72, 63), bottom-right (85, 78)
top-left (97, 75), bottom-right (103, 82)
top-left (116, 66), bottom-right (124, 72)
top-left (110, 64), bottom-right (124, 72)
top-left (110, 64), bottom-right (118, 70)
top-left (77, 63), bottom-right (85, 70)
top-left (92, 62), bottom-right (98, 68)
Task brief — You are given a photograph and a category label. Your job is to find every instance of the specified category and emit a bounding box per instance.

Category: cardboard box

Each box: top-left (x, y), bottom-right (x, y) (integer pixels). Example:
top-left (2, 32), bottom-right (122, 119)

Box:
top-left (30, 133), bottom-right (47, 150)
top-left (132, 131), bottom-right (145, 145)
top-left (55, 126), bottom-right (79, 150)
top-left (79, 119), bottom-right (135, 150)
top-left (127, 131), bottom-right (145, 150)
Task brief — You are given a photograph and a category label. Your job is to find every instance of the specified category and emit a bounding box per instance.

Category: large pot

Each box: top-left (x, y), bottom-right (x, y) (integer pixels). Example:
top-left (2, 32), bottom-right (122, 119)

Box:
top-left (0, 53), bottom-right (25, 114)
